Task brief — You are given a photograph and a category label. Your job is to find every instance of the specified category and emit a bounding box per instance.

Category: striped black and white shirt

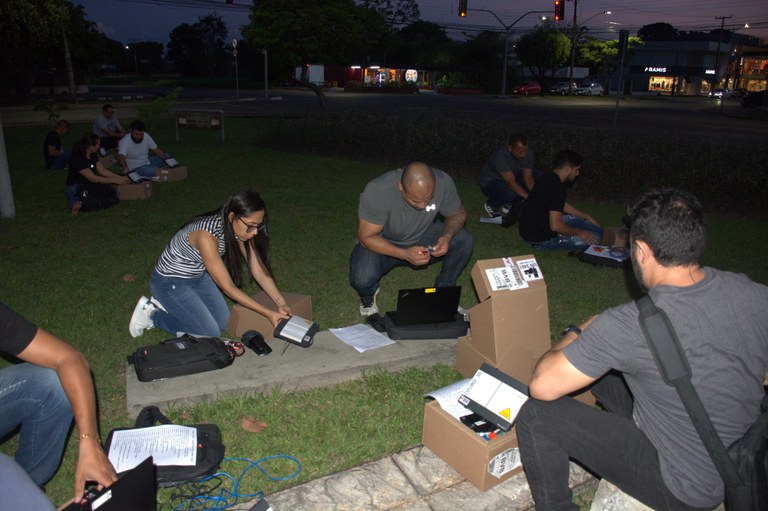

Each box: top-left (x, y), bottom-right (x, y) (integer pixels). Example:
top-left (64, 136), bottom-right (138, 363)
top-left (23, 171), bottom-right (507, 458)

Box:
top-left (155, 214), bottom-right (226, 278)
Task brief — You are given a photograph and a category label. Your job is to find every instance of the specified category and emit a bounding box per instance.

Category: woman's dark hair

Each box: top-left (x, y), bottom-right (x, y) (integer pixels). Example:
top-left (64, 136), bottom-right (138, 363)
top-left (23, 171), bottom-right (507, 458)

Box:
top-left (72, 133), bottom-right (100, 159)
top-left (626, 188), bottom-right (706, 267)
top-left (188, 189), bottom-right (272, 288)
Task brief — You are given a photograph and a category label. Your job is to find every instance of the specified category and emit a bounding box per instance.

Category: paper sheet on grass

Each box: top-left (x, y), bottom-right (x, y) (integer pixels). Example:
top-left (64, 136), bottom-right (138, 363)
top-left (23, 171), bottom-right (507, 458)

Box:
top-left (479, 216), bottom-right (502, 225)
top-left (107, 425), bottom-right (197, 473)
top-left (330, 323), bottom-right (395, 352)
top-left (424, 378), bottom-right (472, 420)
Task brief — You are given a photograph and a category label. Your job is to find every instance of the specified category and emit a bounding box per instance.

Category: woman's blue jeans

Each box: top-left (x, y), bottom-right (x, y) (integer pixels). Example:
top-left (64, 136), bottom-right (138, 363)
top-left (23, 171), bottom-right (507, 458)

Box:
top-left (149, 270), bottom-right (230, 337)
top-left (0, 364), bottom-right (73, 486)
top-left (349, 223), bottom-right (474, 300)
top-left (524, 215), bottom-right (604, 251)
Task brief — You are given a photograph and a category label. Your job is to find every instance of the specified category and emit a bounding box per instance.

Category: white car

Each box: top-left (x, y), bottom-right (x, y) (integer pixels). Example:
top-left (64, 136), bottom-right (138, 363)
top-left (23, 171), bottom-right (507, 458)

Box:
top-left (575, 82), bottom-right (604, 96)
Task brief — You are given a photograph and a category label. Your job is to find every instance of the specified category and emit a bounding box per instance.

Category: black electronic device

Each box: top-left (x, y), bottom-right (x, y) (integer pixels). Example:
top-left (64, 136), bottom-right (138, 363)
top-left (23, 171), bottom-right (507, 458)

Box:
top-left (387, 286), bottom-right (461, 327)
top-left (274, 316), bottom-right (318, 348)
top-left (243, 330), bottom-right (271, 356)
top-left (60, 456), bottom-right (156, 511)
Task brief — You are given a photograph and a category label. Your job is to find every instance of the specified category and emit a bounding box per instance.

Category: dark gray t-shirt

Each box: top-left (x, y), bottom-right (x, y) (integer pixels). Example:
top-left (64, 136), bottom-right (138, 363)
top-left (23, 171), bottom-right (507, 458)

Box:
top-left (476, 145), bottom-right (536, 189)
top-left (564, 268), bottom-right (768, 507)
top-left (358, 168), bottom-right (462, 246)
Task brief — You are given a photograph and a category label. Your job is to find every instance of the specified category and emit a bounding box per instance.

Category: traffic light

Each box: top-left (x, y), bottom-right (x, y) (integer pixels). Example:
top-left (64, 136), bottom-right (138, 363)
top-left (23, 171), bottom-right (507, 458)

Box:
top-left (554, 0), bottom-right (564, 21)
top-left (459, 0), bottom-right (468, 17)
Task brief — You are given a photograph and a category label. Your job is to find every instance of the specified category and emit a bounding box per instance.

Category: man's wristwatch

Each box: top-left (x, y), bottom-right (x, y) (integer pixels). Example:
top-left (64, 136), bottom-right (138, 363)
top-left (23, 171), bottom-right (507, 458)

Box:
top-left (560, 324), bottom-right (582, 338)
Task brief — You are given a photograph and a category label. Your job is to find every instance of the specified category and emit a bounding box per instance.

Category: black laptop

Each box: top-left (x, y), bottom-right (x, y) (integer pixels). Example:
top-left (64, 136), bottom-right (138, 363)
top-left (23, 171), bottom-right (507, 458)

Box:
top-left (387, 286), bottom-right (461, 327)
top-left (61, 456), bottom-right (156, 511)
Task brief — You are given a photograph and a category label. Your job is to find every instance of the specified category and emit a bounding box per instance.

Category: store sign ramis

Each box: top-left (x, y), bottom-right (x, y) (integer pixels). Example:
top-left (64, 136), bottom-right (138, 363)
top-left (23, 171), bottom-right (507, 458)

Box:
top-left (644, 66), bottom-right (667, 73)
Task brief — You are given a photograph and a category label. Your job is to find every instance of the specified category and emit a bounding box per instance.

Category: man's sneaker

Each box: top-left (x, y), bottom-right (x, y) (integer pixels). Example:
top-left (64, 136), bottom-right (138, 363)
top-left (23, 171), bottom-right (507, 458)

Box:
top-left (500, 202), bottom-right (513, 215)
top-left (359, 288), bottom-right (380, 317)
top-left (129, 296), bottom-right (157, 338)
top-left (483, 201), bottom-right (501, 218)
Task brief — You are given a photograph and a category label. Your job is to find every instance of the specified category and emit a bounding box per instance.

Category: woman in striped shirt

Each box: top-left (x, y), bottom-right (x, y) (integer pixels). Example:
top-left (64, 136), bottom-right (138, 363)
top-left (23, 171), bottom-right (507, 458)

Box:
top-left (129, 189), bottom-right (292, 337)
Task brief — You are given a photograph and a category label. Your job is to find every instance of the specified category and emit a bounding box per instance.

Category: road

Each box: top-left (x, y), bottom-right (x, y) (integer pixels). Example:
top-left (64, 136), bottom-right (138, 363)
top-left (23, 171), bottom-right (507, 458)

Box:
top-left (2, 86), bottom-right (765, 140)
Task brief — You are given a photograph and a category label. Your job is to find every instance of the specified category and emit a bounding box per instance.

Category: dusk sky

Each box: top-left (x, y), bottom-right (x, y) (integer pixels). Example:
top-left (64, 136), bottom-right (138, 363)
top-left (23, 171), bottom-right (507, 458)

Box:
top-left (77, 0), bottom-right (768, 46)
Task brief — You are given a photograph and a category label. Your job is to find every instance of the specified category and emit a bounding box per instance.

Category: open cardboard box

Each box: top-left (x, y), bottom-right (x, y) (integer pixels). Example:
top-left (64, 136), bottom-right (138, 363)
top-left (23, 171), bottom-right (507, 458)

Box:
top-left (115, 182), bottom-right (152, 200)
top-left (226, 292), bottom-right (312, 339)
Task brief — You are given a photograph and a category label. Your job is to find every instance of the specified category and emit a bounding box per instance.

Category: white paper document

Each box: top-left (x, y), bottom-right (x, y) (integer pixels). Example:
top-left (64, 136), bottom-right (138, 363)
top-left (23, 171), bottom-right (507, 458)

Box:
top-left (479, 216), bottom-right (503, 225)
top-left (330, 323), bottom-right (395, 353)
top-left (107, 424), bottom-right (198, 473)
top-left (424, 378), bottom-right (472, 419)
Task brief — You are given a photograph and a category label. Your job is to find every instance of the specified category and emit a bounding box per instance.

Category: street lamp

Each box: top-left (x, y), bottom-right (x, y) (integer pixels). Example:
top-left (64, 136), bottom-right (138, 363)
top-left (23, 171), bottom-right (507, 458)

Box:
top-left (567, 5), bottom-right (611, 95)
top-left (467, 9), bottom-right (549, 96)
top-left (125, 44), bottom-right (137, 74)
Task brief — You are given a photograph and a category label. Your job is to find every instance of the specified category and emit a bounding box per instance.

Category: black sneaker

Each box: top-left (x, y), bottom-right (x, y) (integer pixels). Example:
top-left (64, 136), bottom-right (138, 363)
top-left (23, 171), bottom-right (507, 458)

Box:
top-left (483, 201), bottom-right (500, 218)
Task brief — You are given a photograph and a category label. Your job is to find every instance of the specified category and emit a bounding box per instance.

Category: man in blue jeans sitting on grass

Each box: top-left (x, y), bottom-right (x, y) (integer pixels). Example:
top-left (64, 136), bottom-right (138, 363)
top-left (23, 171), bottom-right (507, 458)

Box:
top-left (349, 161), bottom-right (473, 317)
top-left (518, 149), bottom-right (602, 250)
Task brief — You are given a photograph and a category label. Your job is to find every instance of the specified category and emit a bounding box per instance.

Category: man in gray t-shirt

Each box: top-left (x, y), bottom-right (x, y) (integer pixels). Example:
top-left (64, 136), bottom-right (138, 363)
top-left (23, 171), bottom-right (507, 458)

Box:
top-left (349, 161), bottom-right (473, 317)
top-left (476, 134), bottom-right (539, 217)
top-left (516, 188), bottom-right (768, 510)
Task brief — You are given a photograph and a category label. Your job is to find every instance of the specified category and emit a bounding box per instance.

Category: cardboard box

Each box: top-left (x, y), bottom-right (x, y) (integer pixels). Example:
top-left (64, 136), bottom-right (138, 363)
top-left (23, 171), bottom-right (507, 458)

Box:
top-left (422, 400), bottom-right (522, 491)
top-left (155, 166), bottom-right (188, 182)
top-left (467, 257), bottom-right (551, 366)
top-left (116, 182), bottom-right (152, 200)
top-left (601, 227), bottom-right (629, 248)
top-left (226, 292), bottom-right (312, 338)
top-left (98, 154), bottom-right (116, 169)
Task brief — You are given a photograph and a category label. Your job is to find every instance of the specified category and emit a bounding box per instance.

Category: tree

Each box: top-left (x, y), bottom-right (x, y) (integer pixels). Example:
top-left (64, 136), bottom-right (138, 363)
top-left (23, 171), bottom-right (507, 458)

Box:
top-left (167, 14), bottom-right (228, 77)
top-left (0, 0), bottom-right (70, 97)
top-left (243, 0), bottom-right (384, 80)
top-left (455, 31), bottom-right (505, 92)
top-left (637, 22), bottom-right (678, 42)
top-left (388, 21), bottom-right (456, 68)
top-left (513, 26), bottom-right (571, 86)
top-left (358, 0), bottom-right (420, 28)
top-left (578, 36), bottom-right (643, 79)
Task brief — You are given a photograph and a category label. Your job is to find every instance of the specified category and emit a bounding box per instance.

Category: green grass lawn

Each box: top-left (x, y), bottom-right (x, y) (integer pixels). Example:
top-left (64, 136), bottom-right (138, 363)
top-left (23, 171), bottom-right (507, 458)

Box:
top-left (1, 117), bottom-right (766, 508)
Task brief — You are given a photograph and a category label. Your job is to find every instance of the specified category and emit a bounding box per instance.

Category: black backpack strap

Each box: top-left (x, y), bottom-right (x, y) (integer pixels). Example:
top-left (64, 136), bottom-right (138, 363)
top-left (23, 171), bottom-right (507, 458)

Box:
top-left (636, 295), bottom-right (745, 489)
top-left (135, 405), bottom-right (173, 428)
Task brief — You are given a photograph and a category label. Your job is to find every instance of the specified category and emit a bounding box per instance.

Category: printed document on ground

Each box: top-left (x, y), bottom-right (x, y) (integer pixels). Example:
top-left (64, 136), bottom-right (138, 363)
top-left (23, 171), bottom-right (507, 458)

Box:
top-left (107, 425), bottom-right (197, 472)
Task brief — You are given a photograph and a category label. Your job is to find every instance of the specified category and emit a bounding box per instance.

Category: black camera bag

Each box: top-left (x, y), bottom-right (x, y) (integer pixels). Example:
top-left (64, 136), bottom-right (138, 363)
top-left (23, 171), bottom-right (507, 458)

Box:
top-left (128, 334), bottom-right (236, 382)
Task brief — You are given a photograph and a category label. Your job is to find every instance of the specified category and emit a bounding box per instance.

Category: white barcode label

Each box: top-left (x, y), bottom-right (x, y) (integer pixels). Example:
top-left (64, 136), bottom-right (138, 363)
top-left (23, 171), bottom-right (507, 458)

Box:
top-left (485, 266), bottom-right (528, 291)
top-left (488, 447), bottom-right (521, 477)
top-left (516, 258), bottom-right (543, 281)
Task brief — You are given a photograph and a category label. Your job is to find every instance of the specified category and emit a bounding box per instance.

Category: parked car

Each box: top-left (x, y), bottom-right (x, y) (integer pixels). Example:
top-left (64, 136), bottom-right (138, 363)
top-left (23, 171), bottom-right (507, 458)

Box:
top-left (731, 88), bottom-right (748, 97)
top-left (708, 88), bottom-right (732, 99)
top-left (548, 81), bottom-right (578, 95)
top-left (510, 81), bottom-right (541, 95)
top-left (575, 82), bottom-right (604, 96)
top-left (741, 90), bottom-right (766, 108)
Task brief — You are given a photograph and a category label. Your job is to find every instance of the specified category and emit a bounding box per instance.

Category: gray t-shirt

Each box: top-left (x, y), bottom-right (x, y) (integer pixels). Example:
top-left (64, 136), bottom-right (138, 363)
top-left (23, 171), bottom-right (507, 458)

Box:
top-left (476, 145), bottom-right (536, 189)
top-left (358, 168), bottom-right (462, 246)
top-left (564, 267), bottom-right (768, 507)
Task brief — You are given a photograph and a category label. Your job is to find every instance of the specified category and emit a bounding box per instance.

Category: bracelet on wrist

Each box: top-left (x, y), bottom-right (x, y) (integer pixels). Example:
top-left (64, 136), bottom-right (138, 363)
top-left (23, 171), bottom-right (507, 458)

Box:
top-left (79, 433), bottom-right (101, 442)
top-left (560, 324), bottom-right (582, 338)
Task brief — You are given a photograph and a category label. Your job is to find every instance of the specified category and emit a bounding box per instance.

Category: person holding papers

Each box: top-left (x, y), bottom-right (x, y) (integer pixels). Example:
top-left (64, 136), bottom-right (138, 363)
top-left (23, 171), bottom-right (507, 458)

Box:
top-left (118, 120), bottom-right (173, 178)
top-left (0, 303), bottom-right (117, 507)
top-left (129, 189), bottom-right (293, 338)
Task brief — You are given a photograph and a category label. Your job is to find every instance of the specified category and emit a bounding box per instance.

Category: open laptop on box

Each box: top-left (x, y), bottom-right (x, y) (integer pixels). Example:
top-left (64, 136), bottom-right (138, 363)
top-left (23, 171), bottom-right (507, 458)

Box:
top-left (386, 286), bottom-right (461, 327)
top-left (59, 456), bottom-right (156, 511)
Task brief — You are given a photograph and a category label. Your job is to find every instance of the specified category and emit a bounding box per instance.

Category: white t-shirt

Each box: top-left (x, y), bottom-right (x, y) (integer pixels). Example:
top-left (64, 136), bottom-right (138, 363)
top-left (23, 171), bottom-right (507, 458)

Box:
top-left (118, 133), bottom-right (158, 170)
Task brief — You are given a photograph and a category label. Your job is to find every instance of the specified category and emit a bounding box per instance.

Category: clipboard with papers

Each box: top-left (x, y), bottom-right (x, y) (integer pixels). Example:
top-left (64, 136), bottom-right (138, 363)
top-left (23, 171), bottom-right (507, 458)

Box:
top-left (457, 363), bottom-right (529, 432)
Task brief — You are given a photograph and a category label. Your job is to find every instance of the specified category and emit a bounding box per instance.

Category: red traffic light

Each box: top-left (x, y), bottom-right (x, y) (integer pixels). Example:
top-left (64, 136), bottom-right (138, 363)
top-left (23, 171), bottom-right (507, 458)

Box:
top-left (459, 0), bottom-right (468, 17)
top-left (554, 0), bottom-right (565, 21)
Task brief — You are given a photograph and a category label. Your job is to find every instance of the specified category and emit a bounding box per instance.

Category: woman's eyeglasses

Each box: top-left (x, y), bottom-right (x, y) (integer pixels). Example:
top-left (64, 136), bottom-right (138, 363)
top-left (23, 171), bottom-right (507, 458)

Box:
top-left (238, 217), bottom-right (266, 234)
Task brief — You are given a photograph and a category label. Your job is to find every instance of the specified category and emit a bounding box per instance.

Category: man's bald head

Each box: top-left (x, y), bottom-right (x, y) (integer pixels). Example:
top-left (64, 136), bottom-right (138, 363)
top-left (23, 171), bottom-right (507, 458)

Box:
top-left (399, 161), bottom-right (436, 210)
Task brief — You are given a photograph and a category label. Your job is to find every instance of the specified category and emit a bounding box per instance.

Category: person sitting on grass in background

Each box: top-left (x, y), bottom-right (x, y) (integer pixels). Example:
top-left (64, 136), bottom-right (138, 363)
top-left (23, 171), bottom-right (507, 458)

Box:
top-left (349, 161), bottom-right (473, 317)
top-left (477, 134), bottom-right (541, 219)
top-left (92, 104), bottom-right (127, 150)
top-left (516, 188), bottom-right (768, 510)
top-left (518, 149), bottom-right (602, 250)
top-left (65, 133), bottom-right (130, 215)
top-left (129, 189), bottom-right (293, 338)
top-left (118, 120), bottom-right (172, 178)
top-left (0, 302), bottom-right (117, 509)
top-left (43, 119), bottom-right (72, 170)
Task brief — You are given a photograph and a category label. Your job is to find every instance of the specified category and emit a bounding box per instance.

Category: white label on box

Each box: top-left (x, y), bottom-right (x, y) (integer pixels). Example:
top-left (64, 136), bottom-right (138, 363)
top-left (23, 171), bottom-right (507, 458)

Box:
top-left (516, 258), bottom-right (543, 281)
top-left (485, 266), bottom-right (528, 291)
top-left (488, 447), bottom-right (521, 477)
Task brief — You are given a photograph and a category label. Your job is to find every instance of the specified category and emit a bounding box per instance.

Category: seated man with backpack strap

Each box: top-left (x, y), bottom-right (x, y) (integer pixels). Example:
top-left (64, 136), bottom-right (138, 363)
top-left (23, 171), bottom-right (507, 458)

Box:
top-left (516, 188), bottom-right (768, 510)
